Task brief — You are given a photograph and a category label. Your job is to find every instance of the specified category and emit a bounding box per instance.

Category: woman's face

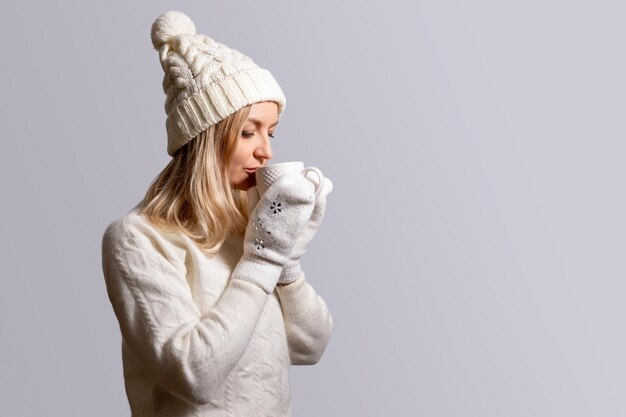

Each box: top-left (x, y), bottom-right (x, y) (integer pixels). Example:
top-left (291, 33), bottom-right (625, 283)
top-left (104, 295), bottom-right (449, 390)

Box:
top-left (229, 101), bottom-right (279, 190)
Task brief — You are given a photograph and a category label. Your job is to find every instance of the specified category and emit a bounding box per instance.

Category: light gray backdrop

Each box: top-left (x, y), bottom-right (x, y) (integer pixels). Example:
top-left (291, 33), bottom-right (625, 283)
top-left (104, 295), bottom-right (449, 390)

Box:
top-left (1, 0), bottom-right (624, 416)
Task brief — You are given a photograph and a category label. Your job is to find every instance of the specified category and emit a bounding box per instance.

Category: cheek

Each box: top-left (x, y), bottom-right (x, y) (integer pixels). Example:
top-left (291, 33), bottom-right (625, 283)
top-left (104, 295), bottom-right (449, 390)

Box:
top-left (232, 141), bottom-right (253, 165)
top-left (230, 151), bottom-right (245, 171)
top-left (229, 144), bottom-right (249, 177)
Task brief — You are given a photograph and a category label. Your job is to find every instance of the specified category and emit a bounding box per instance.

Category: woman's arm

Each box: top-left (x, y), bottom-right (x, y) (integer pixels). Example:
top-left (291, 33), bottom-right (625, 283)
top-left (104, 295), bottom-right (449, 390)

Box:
top-left (275, 273), bottom-right (334, 365)
top-left (101, 219), bottom-right (268, 406)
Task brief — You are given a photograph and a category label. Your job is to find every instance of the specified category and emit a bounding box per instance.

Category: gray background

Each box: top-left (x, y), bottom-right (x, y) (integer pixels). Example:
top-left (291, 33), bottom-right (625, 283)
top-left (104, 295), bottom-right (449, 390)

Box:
top-left (1, 0), bottom-right (624, 416)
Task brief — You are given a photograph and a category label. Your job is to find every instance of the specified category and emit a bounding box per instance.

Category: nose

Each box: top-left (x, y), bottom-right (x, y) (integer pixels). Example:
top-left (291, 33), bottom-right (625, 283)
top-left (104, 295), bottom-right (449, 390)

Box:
top-left (254, 135), bottom-right (273, 162)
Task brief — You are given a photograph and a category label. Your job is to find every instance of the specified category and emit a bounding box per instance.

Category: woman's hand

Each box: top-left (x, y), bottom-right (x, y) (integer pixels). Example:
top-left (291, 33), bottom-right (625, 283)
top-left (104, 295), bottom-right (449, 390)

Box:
top-left (278, 175), bottom-right (333, 285)
top-left (231, 173), bottom-right (316, 293)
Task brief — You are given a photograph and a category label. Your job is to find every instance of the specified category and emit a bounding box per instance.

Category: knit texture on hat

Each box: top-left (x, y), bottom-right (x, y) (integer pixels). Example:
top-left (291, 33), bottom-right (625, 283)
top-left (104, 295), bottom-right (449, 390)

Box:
top-left (151, 11), bottom-right (286, 156)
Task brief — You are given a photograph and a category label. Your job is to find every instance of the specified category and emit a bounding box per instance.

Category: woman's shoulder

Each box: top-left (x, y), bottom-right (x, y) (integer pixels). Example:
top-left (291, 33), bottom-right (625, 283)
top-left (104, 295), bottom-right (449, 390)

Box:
top-left (102, 200), bottom-right (242, 263)
top-left (102, 201), bottom-right (221, 262)
top-left (103, 200), bottom-right (141, 233)
top-left (101, 202), bottom-right (189, 289)
top-left (101, 201), bottom-right (167, 253)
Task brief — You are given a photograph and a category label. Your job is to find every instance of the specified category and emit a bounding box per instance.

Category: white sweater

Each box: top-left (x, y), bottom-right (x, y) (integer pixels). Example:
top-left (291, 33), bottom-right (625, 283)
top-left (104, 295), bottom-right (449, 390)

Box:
top-left (101, 203), bottom-right (333, 416)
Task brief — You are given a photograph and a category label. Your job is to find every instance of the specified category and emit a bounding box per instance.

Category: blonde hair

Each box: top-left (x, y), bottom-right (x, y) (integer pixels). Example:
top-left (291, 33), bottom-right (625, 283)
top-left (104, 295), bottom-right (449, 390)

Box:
top-left (139, 105), bottom-right (253, 255)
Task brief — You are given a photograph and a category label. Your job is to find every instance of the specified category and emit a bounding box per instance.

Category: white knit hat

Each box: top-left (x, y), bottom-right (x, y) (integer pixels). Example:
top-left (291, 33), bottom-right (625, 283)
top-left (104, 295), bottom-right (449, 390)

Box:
top-left (150, 11), bottom-right (287, 156)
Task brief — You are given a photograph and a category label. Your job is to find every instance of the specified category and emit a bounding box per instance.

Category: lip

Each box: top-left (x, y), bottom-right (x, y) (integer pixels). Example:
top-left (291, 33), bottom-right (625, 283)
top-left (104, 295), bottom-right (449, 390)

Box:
top-left (244, 168), bottom-right (258, 174)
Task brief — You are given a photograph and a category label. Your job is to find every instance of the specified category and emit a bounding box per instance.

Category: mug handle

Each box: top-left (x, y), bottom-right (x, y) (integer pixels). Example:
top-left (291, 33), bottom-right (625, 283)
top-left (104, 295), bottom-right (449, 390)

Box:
top-left (302, 167), bottom-right (324, 197)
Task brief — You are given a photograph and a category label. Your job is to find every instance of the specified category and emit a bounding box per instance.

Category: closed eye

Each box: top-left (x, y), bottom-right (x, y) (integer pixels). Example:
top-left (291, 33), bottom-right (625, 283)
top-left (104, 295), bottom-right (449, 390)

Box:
top-left (241, 131), bottom-right (276, 139)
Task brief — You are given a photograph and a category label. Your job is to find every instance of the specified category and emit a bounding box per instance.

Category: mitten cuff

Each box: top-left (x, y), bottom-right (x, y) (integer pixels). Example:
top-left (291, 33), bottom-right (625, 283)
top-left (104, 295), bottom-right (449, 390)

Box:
top-left (279, 260), bottom-right (303, 285)
top-left (231, 254), bottom-right (284, 294)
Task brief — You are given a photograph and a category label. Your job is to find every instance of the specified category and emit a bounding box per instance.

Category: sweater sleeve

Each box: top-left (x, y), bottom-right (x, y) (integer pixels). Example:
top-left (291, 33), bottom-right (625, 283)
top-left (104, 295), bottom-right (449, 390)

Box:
top-left (101, 218), bottom-right (268, 406)
top-left (275, 272), bottom-right (334, 365)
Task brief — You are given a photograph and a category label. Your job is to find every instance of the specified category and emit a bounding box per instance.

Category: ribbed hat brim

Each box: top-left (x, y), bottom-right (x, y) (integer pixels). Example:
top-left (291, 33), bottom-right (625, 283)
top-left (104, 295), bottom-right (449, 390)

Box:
top-left (166, 67), bottom-right (286, 156)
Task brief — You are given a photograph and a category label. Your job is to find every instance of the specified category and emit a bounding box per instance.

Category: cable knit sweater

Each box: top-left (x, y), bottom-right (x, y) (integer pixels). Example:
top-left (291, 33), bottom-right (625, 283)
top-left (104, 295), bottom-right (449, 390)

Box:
top-left (101, 203), bottom-right (333, 417)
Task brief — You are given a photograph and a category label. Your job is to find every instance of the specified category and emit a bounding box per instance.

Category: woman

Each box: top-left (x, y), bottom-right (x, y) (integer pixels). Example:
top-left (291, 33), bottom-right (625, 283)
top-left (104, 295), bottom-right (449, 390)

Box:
top-left (101, 11), bottom-right (333, 416)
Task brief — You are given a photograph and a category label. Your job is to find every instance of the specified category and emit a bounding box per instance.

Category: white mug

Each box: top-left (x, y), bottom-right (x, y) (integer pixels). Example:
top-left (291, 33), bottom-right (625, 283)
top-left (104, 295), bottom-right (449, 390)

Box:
top-left (255, 161), bottom-right (324, 198)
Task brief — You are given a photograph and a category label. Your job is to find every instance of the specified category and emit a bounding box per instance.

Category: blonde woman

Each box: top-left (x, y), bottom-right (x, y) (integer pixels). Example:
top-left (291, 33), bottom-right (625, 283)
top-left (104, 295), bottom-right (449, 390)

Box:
top-left (101, 11), bottom-right (333, 417)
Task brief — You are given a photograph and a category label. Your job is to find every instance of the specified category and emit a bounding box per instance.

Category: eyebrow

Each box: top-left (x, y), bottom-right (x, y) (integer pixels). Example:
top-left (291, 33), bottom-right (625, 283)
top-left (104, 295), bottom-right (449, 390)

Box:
top-left (246, 117), bottom-right (279, 128)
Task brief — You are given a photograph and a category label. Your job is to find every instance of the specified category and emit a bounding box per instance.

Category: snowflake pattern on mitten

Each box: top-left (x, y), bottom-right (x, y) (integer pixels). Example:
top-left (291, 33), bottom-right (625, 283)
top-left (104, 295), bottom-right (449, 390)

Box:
top-left (251, 199), bottom-right (288, 257)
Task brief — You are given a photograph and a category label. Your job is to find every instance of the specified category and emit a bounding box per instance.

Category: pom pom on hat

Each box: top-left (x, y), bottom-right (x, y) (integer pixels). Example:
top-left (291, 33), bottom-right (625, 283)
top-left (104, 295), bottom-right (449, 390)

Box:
top-left (151, 10), bottom-right (196, 50)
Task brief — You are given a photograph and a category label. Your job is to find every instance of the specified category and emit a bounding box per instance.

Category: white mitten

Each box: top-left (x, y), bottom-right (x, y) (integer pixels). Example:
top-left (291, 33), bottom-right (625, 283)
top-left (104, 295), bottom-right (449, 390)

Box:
top-left (231, 173), bottom-right (316, 293)
top-left (277, 175), bottom-right (334, 285)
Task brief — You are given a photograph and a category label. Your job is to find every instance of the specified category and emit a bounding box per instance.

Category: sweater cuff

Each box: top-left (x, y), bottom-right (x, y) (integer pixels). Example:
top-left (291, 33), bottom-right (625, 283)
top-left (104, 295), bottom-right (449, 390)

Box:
top-left (275, 272), bottom-right (308, 313)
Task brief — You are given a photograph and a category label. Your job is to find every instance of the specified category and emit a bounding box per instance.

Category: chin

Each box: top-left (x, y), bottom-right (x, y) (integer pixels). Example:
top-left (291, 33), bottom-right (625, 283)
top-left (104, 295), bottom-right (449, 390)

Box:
top-left (232, 176), bottom-right (255, 191)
